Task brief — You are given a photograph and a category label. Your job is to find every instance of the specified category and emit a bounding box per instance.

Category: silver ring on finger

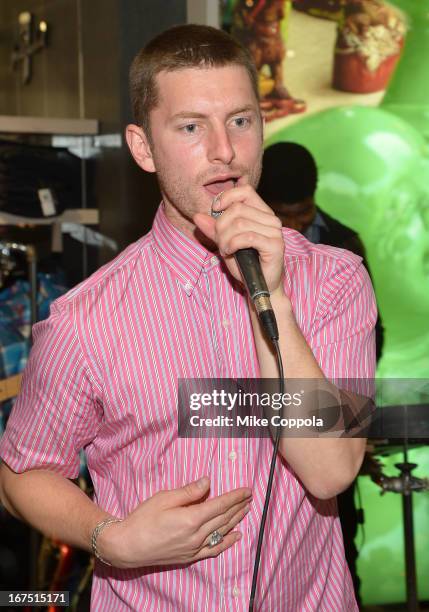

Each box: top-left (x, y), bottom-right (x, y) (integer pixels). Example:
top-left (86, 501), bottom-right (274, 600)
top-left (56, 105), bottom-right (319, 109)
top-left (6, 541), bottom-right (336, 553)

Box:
top-left (208, 529), bottom-right (224, 548)
top-left (211, 192), bottom-right (224, 218)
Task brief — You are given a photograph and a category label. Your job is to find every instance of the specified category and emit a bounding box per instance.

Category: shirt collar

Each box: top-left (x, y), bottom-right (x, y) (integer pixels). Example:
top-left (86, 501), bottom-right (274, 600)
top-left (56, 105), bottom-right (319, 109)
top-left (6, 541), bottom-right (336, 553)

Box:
top-left (151, 203), bottom-right (216, 295)
top-left (303, 211), bottom-right (328, 243)
top-left (312, 211), bottom-right (328, 229)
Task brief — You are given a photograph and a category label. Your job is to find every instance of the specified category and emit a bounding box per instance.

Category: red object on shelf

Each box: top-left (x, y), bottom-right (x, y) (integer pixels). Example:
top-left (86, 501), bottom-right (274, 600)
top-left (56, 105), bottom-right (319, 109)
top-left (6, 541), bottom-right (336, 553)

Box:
top-left (333, 47), bottom-right (402, 94)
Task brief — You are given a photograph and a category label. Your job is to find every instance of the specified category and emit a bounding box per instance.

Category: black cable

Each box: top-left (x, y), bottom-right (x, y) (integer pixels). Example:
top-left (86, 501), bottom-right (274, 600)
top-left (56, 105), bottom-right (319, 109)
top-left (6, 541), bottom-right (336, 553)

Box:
top-left (248, 338), bottom-right (284, 611)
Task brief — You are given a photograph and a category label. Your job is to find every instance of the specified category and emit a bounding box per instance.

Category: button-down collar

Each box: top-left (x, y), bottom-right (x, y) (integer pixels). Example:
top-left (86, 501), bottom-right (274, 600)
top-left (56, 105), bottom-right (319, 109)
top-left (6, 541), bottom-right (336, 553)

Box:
top-left (151, 203), bottom-right (219, 295)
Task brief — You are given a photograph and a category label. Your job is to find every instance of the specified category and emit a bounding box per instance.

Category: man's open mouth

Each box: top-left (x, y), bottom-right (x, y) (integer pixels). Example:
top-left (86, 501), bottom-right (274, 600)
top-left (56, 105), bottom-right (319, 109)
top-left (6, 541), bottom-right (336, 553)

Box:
top-left (203, 176), bottom-right (239, 195)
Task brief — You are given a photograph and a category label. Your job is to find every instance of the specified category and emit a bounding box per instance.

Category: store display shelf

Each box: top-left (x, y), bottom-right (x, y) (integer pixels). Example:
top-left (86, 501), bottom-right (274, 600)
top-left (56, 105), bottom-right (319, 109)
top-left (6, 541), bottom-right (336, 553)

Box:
top-left (0, 115), bottom-right (98, 135)
top-left (0, 208), bottom-right (99, 226)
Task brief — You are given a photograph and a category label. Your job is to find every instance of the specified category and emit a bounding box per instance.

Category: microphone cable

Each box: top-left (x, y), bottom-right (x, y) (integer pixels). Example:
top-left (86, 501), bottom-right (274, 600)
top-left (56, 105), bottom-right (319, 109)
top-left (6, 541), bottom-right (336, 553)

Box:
top-left (248, 337), bottom-right (284, 612)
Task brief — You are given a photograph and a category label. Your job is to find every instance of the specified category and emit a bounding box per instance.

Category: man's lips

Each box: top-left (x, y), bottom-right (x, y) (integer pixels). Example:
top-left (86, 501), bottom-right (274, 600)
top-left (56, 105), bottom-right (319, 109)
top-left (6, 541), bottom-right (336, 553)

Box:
top-left (203, 176), bottom-right (240, 195)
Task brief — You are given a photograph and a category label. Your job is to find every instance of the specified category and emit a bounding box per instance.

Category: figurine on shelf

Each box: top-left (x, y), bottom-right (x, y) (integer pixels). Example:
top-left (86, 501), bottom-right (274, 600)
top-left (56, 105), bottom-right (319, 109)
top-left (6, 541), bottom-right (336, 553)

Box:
top-left (232, 0), bottom-right (306, 121)
top-left (333, 0), bottom-right (406, 93)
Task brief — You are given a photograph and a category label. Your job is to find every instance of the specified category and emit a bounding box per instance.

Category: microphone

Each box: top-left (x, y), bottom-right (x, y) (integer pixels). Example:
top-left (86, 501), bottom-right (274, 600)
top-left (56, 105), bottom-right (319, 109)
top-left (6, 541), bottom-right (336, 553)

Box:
top-left (211, 194), bottom-right (279, 342)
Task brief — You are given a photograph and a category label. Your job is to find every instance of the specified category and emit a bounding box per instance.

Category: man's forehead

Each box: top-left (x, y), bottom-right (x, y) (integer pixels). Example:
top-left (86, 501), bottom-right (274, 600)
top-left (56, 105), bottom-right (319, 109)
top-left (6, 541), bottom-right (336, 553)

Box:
top-left (155, 63), bottom-right (251, 83)
top-left (153, 65), bottom-right (257, 109)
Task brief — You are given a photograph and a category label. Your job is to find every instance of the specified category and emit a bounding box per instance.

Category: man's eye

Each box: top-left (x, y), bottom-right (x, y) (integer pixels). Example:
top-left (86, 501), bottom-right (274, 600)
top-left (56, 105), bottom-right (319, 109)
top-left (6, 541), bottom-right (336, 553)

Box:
top-left (232, 117), bottom-right (250, 128)
top-left (181, 124), bottom-right (197, 134)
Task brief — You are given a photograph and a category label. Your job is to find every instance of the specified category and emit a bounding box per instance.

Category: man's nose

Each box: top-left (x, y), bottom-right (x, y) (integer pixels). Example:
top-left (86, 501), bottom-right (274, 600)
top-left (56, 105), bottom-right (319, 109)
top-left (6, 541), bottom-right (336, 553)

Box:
top-left (207, 126), bottom-right (235, 165)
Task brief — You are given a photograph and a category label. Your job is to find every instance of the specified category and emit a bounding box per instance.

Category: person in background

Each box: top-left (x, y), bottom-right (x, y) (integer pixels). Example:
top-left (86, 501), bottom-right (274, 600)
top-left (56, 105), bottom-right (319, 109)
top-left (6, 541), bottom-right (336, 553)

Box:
top-left (258, 141), bottom-right (366, 255)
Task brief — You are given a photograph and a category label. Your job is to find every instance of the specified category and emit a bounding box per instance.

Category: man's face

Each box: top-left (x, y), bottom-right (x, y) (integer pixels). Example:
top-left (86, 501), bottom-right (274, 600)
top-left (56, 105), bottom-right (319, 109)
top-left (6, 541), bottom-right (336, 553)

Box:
top-left (269, 198), bottom-right (317, 234)
top-left (146, 65), bottom-right (264, 233)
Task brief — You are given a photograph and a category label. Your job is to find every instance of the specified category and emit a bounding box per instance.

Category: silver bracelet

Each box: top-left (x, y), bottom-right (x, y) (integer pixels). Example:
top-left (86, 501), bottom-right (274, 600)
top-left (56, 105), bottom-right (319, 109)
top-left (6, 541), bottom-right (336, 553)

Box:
top-left (91, 517), bottom-right (123, 566)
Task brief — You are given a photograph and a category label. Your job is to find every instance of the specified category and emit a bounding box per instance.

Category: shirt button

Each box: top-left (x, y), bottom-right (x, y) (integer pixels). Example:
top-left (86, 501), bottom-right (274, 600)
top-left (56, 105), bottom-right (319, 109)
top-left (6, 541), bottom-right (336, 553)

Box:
top-left (184, 281), bottom-right (192, 292)
top-left (211, 256), bottom-right (218, 265)
top-left (222, 318), bottom-right (230, 328)
top-left (229, 450), bottom-right (237, 461)
top-left (232, 586), bottom-right (240, 597)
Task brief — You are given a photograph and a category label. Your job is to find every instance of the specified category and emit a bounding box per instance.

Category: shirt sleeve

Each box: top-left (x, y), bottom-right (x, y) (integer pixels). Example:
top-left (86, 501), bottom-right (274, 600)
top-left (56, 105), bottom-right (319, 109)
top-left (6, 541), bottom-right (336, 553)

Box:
top-left (0, 300), bottom-right (103, 478)
top-left (305, 256), bottom-right (377, 437)
top-left (310, 257), bottom-right (377, 380)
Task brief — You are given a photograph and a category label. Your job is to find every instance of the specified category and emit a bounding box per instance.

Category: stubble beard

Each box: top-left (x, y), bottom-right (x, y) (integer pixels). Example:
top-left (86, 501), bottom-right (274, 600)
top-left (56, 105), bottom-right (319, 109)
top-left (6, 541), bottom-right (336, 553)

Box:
top-left (155, 151), bottom-right (264, 239)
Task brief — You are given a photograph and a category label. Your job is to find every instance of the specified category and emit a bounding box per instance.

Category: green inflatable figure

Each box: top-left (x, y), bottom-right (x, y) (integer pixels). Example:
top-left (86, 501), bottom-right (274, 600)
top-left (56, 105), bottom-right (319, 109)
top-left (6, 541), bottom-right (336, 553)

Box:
top-left (267, 0), bottom-right (429, 381)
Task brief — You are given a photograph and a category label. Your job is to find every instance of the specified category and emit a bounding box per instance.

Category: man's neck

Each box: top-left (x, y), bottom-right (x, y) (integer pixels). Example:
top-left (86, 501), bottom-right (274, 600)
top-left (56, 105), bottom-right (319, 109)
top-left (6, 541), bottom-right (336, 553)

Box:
top-left (163, 201), bottom-right (217, 252)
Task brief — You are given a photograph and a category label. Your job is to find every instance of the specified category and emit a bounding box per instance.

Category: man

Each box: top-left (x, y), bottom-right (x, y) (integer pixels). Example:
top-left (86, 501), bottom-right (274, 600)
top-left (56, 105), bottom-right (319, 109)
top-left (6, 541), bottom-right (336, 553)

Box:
top-left (0, 25), bottom-right (376, 611)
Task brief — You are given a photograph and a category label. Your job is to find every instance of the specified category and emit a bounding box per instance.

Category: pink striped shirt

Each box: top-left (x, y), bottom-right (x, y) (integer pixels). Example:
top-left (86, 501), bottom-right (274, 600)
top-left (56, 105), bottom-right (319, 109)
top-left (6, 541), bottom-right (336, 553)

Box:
top-left (0, 204), bottom-right (376, 611)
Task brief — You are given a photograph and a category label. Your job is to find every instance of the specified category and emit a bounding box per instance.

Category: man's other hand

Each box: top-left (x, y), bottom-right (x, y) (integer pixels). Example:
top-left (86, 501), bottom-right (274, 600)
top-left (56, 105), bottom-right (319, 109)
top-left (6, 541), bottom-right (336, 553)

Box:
top-left (97, 477), bottom-right (252, 568)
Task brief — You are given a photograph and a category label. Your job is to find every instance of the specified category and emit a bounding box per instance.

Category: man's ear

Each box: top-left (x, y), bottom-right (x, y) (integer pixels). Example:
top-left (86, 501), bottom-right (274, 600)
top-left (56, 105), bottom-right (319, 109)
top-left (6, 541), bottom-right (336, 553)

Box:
top-left (125, 124), bottom-right (156, 173)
